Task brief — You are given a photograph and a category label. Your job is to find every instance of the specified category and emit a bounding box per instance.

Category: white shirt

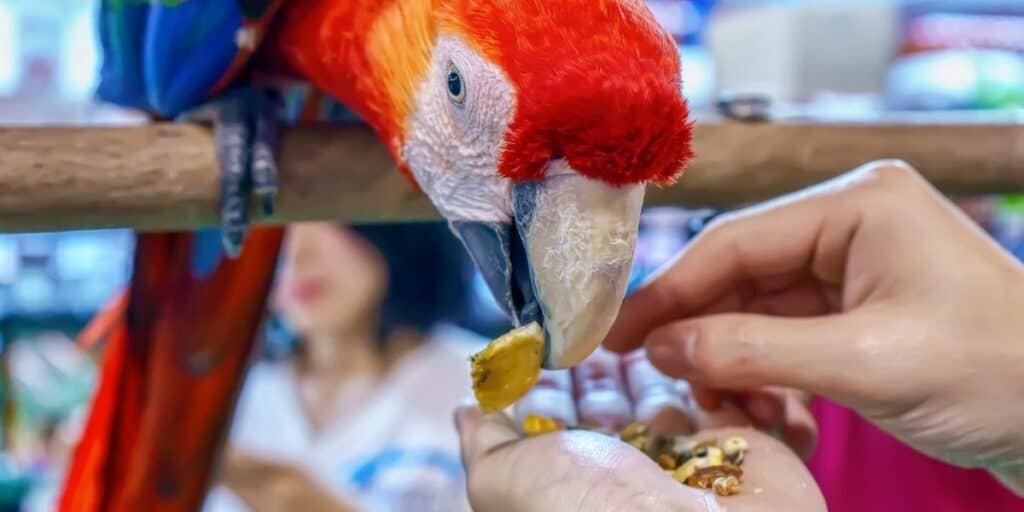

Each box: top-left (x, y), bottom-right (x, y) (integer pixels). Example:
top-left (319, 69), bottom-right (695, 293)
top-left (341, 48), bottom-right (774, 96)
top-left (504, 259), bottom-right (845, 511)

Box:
top-left (204, 324), bottom-right (481, 512)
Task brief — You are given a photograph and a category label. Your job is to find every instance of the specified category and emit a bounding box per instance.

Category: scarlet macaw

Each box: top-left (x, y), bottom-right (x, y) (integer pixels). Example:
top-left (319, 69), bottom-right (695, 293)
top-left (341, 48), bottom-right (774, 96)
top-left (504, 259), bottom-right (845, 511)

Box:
top-left (62, 1), bottom-right (693, 510)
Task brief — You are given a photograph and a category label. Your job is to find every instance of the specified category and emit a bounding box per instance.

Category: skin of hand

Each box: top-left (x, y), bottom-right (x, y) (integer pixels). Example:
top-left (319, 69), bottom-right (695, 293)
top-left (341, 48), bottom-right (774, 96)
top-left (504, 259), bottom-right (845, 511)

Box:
top-left (603, 160), bottom-right (1024, 492)
top-left (219, 447), bottom-right (358, 511)
top-left (454, 349), bottom-right (826, 512)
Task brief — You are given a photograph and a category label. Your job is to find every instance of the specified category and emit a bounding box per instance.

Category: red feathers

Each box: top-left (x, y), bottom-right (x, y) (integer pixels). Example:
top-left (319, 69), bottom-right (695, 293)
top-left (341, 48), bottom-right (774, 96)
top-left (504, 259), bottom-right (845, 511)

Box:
top-left (444, 0), bottom-right (694, 186)
top-left (500, 55), bottom-right (694, 187)
top-left (60, 230), bottom-right (284, 512)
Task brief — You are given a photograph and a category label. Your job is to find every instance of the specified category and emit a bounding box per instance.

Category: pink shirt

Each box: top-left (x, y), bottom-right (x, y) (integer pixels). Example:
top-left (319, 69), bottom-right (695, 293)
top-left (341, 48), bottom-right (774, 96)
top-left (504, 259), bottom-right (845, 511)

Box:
top-left (807, 399), bottom-right (1024, 512)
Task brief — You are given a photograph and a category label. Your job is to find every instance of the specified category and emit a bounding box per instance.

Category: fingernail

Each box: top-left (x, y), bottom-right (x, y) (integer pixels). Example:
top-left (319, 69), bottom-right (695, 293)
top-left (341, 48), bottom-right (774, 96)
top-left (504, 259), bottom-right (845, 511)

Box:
top-left (635, 387), bottom-right (687, 422)
top-left (646, 328), bottom-right (698, 377)
top-left (624, 353), bottom-right (673, 399)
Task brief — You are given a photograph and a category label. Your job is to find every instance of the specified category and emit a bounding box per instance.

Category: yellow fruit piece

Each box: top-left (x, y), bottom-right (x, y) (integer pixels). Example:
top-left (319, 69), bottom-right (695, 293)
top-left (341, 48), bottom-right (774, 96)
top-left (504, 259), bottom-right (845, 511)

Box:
top-left (628, 437), bottom-right (649, 452)
top-left (723, 436), bottom-right (749, 465)
top-left (522, 414), bottom-right (565, 436)
top-left (471, 322), bottom-right (545, 413)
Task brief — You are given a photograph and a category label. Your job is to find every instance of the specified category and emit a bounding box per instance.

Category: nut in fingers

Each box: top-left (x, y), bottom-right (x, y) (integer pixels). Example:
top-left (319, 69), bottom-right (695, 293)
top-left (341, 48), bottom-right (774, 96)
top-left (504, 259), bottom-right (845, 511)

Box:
top-left (722, 436), bottom-right (749, 464)
top-left (522, 414), bottom-right (565, 436)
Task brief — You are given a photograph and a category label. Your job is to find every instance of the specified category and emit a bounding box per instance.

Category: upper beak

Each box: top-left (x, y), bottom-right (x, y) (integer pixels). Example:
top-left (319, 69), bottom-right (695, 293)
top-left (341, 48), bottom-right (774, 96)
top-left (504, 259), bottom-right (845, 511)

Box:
top-left (452, 160), bottom-right (646, 369)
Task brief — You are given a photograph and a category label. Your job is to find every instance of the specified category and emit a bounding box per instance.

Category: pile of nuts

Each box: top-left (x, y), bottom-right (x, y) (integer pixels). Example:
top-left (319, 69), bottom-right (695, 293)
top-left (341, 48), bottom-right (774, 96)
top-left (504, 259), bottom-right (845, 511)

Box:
top-left (523, 415), bottom-right (749, 497)
top-left (620, 422), bottom-right (748, 496)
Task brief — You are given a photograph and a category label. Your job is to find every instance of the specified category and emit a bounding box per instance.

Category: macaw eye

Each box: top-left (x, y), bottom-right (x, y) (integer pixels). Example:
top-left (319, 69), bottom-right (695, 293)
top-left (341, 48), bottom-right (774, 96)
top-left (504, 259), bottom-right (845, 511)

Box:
top-left (446, 62), bottom-right (466, 105)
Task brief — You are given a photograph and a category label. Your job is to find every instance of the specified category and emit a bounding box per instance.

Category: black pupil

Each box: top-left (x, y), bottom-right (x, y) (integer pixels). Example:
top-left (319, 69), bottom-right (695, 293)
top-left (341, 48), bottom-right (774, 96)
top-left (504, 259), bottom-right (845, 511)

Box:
top-left (447, 71), bottom-right (462, 98)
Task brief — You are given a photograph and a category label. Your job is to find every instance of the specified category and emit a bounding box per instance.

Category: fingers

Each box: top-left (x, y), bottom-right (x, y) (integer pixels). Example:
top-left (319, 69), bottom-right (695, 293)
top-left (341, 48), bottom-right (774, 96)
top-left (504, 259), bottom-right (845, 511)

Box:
top-left (572, 348), bottom-right (633, 430)
top-left (603, 162), bottom-right (895, 354)
top-left (645, 312), bottom-right (872, 406)
top-left (513, 370), bottom-right (578, 428)
top-left (454, 406), bottom-right (520, 469)
top-left (693, 402), bottom-right (755, 430)
top-left (690, 384), bottom-right (726, 411)
top-left (622, 350), bottom-right (694, 435)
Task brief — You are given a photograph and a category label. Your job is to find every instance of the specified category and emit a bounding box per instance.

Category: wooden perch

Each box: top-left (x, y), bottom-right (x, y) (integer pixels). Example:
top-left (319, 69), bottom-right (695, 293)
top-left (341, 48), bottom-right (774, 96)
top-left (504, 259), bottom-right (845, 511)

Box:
top-left (1, 118), bottom-right (1024, 233)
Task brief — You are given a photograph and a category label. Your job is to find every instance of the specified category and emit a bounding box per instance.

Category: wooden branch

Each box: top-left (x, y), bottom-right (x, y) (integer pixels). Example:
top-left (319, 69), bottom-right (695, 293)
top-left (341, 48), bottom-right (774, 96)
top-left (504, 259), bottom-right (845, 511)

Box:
top-left (2, 118), bottom-right (1023, 233)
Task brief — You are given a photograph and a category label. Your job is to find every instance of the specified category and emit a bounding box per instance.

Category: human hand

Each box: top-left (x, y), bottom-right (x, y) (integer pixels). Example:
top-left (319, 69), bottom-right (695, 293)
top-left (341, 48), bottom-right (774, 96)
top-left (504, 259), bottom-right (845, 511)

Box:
top-left (219, 447), bottom-right (358, 511)
top-left (604, 160), bottom-right (1024, 491)
top-left (455, 349), bottom-right (825, 512)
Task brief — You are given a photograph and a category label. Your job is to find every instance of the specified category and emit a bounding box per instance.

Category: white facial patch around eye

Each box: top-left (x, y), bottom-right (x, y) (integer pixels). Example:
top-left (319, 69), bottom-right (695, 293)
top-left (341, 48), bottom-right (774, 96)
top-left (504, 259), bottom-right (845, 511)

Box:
top-left (401, 35), bottom-right (517, 224)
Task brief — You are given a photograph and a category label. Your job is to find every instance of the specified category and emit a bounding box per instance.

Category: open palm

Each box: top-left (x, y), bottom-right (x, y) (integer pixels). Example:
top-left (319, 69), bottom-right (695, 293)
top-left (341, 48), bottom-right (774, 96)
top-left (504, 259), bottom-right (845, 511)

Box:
top-left (455, 349), bottom-right (826, 512)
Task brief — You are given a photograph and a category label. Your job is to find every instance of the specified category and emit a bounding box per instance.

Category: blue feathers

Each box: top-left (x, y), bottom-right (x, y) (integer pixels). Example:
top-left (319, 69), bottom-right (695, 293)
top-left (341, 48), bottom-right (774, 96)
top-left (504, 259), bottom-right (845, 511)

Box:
top-left (98, 1), bottom-right (283, 279)
top-left (97, 0), bottom-right (246, 118)
top-left (190, 228), bottom-right (226, 279)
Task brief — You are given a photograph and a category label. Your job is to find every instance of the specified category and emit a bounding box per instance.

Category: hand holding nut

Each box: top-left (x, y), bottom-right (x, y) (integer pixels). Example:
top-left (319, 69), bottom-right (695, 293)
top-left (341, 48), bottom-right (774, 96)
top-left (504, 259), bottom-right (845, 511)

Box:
top-left (454, 349), bottom-right (827, 512)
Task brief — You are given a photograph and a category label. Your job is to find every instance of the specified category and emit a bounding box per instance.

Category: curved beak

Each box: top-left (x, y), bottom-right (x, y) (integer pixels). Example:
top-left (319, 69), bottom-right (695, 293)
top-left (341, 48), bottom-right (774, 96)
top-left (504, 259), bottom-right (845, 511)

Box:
top-left (452, 161), bottom-right (645, 369)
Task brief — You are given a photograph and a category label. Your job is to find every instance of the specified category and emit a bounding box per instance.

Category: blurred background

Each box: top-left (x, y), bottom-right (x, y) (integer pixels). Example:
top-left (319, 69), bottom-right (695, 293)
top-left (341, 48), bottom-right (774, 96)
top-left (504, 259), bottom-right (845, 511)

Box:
top-left (0, 0), bottom-right (1023, 510)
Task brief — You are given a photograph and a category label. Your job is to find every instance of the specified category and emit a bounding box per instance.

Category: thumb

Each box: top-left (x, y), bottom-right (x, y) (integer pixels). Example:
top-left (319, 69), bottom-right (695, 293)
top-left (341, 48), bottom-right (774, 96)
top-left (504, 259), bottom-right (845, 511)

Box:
top-left (454, 406), bottom-right (520, 469)
top-left (645, 312), bottom-right (878, 406)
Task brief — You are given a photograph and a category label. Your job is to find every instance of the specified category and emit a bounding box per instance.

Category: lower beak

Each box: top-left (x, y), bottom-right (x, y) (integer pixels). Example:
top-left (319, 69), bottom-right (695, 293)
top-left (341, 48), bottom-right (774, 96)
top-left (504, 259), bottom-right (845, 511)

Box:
top-left (452, 163), bottom-right (646, 369)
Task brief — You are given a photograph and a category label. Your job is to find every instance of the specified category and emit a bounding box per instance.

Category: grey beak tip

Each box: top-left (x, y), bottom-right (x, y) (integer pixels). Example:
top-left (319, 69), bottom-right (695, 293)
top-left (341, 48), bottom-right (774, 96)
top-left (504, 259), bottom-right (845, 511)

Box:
top-left (449, 217), bottom-right (543, 329)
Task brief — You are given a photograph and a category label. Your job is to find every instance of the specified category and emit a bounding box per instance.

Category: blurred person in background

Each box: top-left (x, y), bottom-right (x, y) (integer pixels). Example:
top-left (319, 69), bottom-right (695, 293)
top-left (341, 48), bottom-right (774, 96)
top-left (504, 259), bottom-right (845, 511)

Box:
top-left (204, 222), bottom-right (481, 512)
top-left (622, 198), bottom-right (1024, 512)
top-left (600, 174), bottom-right (1024, 512)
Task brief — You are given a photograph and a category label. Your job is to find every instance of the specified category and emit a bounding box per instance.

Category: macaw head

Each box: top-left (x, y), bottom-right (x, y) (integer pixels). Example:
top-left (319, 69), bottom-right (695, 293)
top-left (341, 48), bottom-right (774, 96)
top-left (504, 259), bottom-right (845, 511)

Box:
top-left (378, 0), bottom-right (692, 368)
